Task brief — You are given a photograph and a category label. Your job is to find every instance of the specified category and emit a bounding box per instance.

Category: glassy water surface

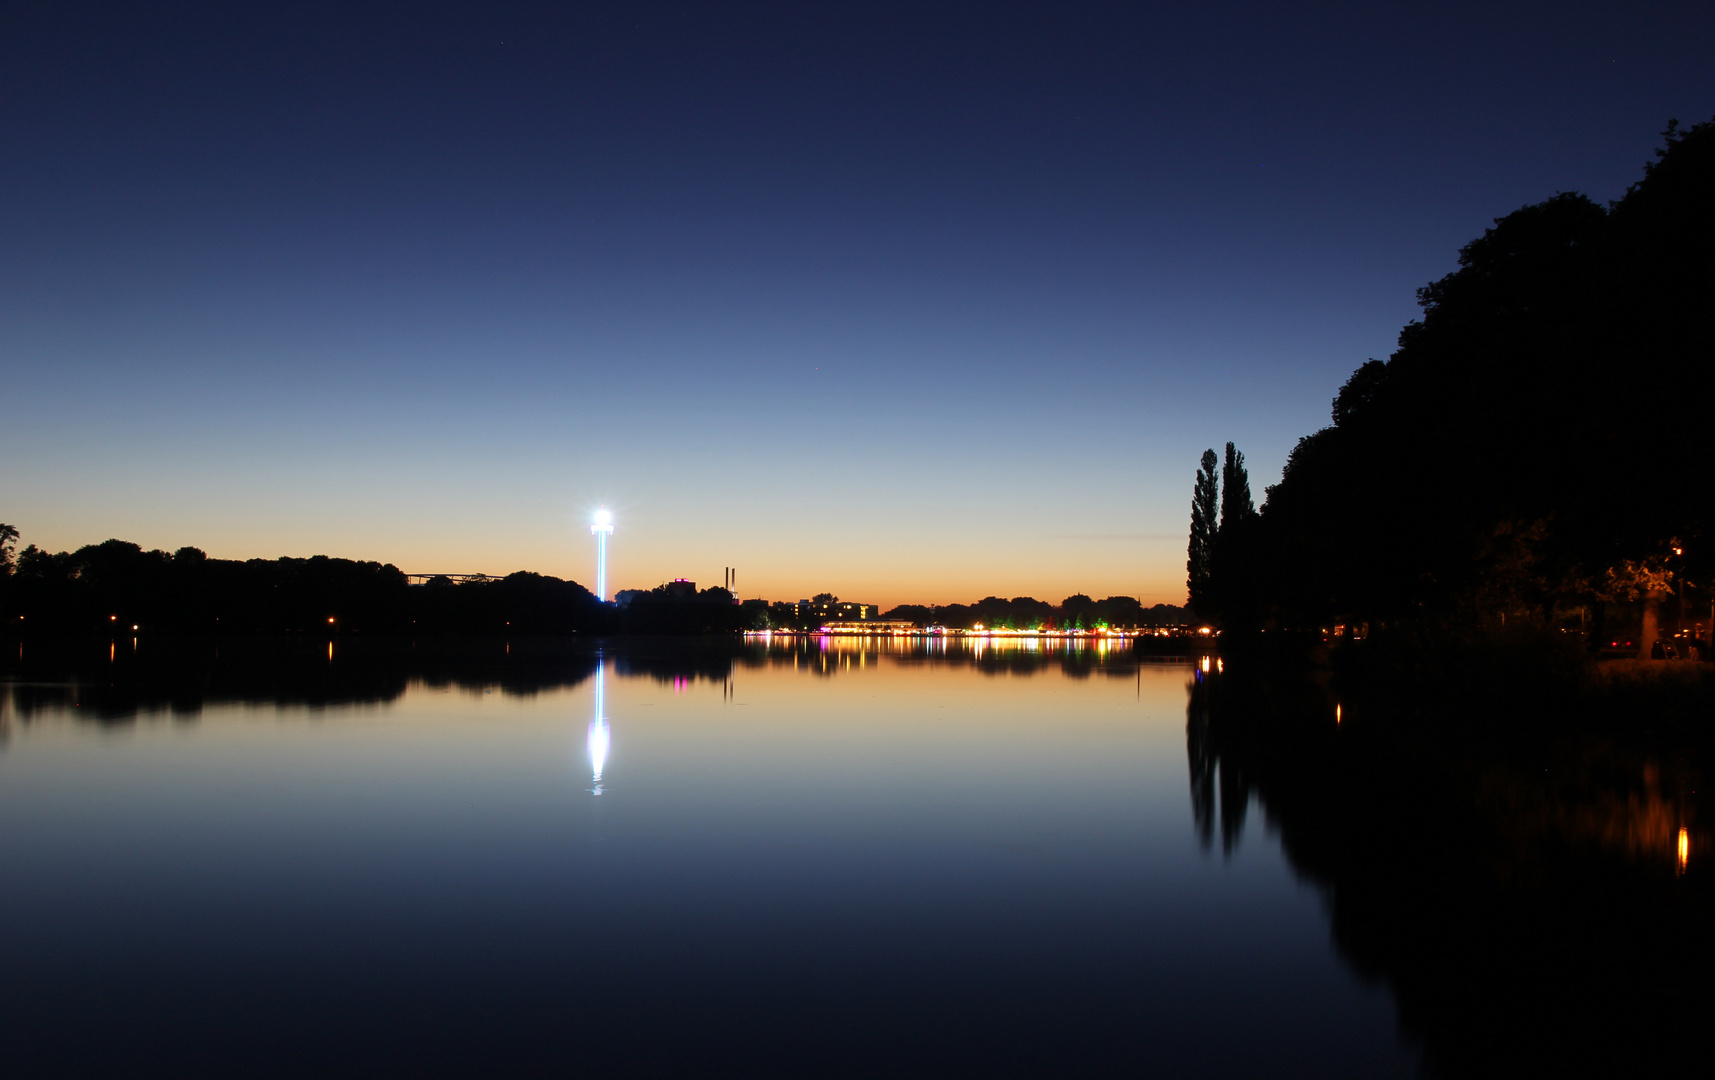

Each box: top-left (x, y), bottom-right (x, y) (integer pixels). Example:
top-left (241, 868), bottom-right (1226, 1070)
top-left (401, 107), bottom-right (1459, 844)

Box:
top-left (0, 638), bottom-right (1416, 1076)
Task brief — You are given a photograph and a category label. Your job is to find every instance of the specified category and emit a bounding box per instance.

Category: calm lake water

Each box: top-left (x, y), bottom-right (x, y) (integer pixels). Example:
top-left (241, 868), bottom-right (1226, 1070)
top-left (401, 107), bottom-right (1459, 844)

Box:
top-left (0, 637), bottom-right (1420, 1076)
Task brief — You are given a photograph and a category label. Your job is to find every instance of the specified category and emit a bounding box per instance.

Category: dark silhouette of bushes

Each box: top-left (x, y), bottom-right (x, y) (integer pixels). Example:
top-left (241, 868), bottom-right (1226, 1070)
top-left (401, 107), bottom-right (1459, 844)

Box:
top-left (0, 539), bottom-right (607, 636)
top-left (618, 583), bottom-right (750, 634)
top-left (1197, 119), bottom-right (1715, 635)
top-left (411, 571), bottom-right (604, 634)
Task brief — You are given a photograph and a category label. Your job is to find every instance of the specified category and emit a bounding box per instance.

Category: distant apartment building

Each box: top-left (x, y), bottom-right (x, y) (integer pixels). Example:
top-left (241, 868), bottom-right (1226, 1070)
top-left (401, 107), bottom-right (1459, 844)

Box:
top-left (797, 598), bottom-right (874, 623)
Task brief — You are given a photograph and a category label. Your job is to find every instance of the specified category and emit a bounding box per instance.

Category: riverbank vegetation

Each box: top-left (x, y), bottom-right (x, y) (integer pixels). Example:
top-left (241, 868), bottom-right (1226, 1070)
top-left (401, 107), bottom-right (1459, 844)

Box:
top-left (1177, 120), bottom-right (1715, 1072)
top-left (0, 530), bottom-right (1178, 637)
top-left (1190, 120), bottom-right (1715, 653)
top-left (0, 534), bottom-right (719, 635)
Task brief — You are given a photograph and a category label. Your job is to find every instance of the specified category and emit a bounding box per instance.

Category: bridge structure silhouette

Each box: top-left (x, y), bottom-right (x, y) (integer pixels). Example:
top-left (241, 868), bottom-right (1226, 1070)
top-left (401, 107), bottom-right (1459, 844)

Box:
top-left (403, 573), bottom-right (503, 586)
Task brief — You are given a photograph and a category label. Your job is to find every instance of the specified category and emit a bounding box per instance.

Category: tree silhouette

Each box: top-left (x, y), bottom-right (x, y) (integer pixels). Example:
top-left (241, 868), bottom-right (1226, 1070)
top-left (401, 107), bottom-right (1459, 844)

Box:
top-left (1198, 117), bottom-right (1715, 634)
top-left (1220, 443), bottom-right (1252, 532)
top-left (1188, 449), bottom-right (1219, 613)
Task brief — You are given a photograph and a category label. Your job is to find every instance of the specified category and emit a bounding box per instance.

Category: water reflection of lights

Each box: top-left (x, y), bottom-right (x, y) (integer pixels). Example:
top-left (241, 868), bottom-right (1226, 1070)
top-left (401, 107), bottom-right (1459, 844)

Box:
top-left (1336, 702), bottom-right (1342, 725)
top-left (763, 633), bottom-right (1167, 676)
top-left (744, 627), bottom-right (1185, 643)
top-left (1678, 827), bottom-right (1690, 874)
top-left (1200, 656), bottom-right (1211, 674)
top-left (587, 660), bottom-right (610, 794)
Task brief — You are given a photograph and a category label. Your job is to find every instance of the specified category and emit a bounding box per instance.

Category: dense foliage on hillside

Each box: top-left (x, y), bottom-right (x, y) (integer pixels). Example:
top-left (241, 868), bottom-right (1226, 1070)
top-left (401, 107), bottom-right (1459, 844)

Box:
top-left (1199, 120), bottom-right (1715, 634)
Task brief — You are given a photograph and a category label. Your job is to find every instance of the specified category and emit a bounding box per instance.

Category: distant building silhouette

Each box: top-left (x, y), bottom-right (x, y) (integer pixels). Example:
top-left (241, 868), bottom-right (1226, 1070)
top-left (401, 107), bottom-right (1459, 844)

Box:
top-left (615, 579), bottom-right (699, 608)
top-left (797, 598), bottom-right (874, 622)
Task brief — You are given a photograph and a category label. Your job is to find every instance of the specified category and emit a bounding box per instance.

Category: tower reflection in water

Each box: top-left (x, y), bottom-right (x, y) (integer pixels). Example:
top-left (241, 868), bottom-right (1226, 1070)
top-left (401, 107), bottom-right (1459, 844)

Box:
top-left (587, 658), bottom-right (610, 795)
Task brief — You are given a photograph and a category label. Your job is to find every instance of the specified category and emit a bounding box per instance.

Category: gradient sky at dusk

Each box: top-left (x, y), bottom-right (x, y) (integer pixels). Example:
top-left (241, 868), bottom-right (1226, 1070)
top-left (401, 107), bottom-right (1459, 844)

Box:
top-left (4, 2), bottom-right (1712, 607)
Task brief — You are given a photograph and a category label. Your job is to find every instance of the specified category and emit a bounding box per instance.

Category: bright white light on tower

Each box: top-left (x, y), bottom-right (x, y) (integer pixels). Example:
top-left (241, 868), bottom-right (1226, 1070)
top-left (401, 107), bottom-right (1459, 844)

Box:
top-left (590, 508), bottom-right (614, 601)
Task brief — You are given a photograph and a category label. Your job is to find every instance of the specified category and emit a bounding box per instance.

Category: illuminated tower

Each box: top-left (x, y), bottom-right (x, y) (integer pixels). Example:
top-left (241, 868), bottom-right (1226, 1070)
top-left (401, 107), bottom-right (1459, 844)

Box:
top-left (590, 508), bottom-right (614, 601)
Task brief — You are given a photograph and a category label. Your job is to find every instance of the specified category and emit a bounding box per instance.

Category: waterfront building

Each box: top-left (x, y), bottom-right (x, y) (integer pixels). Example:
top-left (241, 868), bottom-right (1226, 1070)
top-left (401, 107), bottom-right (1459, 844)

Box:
top-left (797, 598), bottom-right (874, 622)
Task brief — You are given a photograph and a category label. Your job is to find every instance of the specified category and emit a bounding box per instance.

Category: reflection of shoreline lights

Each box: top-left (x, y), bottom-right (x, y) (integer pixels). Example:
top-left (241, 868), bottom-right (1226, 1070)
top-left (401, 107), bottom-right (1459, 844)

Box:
top-left (587, 661), bottom-right (610, 794)
top-left (1678, 827), bottom-right (1690, 874)
top-left (763, 634), bottom-right (1168, 677)
top-left (742, 626), bottom-right (1191, 640)
top-left (762, 633), bottom-right (1199, 664)
top-left (590, 508), bottom-right (615, 602)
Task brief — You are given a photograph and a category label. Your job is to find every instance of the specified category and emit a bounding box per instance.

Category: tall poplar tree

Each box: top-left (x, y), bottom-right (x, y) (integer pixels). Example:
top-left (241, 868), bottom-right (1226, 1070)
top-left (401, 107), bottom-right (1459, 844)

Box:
top-left (1188, 450), bottom-right (1219, 610)
top-left (1220, 442), bottom-right (1252, 532)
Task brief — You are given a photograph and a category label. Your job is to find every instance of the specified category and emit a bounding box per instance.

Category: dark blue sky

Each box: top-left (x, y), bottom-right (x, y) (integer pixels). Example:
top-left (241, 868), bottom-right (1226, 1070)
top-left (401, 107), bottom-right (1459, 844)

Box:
top-left (4, 1), bottom-right (1711, 604)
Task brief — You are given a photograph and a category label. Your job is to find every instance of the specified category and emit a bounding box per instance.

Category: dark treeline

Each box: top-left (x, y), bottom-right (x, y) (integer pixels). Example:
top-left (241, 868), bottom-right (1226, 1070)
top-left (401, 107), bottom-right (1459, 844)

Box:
top-left (880, 595), bottom-right (1187, 630)
top-left (1177, 119), bottom-right (1715, 1072)
top-left (0, 535), bottom-right (752, 636)
top-left (1190, 120), bottom-right (1715, 650)
top-left (615, 580), bottom-right (755, 634)
top-left (0, 531), bottom-right (1176, 637)
top-left (3, 538), bottom-right (429, 632)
